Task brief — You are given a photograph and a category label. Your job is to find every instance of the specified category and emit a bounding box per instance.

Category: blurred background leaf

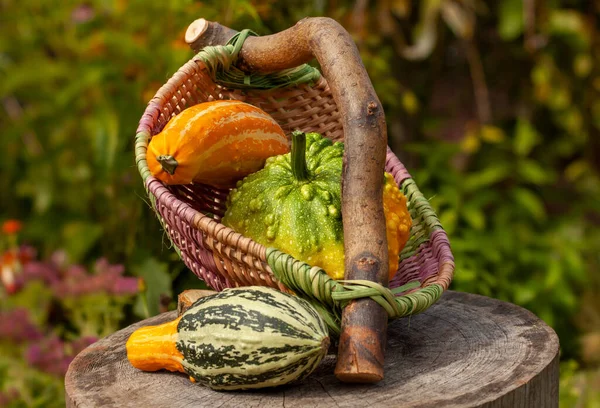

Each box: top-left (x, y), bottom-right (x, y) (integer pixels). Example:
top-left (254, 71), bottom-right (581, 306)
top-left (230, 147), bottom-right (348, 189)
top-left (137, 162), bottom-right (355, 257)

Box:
top-left (132, 255), bottom-right (172, 318)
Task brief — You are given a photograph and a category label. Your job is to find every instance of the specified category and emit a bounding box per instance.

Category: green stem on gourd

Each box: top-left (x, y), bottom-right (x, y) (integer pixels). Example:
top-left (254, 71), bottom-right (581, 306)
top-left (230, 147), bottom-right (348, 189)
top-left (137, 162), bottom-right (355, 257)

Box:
top-left (157, 155), bottom-right (178, 175)
top-left (291, 130), bottom-right (309, 181)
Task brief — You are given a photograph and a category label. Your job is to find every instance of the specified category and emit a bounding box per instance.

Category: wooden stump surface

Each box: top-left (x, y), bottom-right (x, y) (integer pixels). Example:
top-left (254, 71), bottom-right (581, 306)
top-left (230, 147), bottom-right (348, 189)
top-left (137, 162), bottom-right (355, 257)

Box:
top-left (65, 291), bottom-right (559, 408)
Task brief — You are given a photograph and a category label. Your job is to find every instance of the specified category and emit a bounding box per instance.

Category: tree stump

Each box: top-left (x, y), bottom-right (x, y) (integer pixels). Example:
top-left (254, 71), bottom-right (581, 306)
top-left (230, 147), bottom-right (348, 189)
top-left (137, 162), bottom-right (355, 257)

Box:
top-left (65, 291), bottom-right (559, 407)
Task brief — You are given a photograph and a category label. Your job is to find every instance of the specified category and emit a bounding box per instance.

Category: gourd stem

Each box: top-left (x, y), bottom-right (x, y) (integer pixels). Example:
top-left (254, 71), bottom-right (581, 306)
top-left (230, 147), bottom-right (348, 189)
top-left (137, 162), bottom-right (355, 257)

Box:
top-left (157, 155), bottom-right (178, 175)
top-left (291, 131), bottom-right (309, 181)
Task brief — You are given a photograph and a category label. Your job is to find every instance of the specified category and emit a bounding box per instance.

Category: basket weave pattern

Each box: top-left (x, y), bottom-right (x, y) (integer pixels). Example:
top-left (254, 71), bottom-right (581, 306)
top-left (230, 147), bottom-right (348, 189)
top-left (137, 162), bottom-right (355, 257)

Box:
top-left (136, 50), bottom-right (454, 315)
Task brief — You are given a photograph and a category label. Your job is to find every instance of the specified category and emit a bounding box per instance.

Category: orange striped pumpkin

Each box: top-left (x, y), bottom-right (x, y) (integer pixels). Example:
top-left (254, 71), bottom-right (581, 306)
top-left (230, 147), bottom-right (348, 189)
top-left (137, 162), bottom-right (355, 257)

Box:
top-left (146, 100), bottom-right (290, 187)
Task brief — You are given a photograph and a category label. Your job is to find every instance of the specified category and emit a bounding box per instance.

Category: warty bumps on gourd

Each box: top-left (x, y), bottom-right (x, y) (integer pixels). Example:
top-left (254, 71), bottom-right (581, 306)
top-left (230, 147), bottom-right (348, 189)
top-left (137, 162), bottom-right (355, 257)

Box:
top-left (222, 131), bottom-right (412, 281)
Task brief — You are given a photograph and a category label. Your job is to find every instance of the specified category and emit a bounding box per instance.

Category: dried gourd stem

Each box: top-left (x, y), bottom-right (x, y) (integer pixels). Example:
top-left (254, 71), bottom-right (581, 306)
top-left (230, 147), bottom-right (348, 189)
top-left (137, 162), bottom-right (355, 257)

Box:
top-left (186, 17), bottom-right (389, 383)
top-left (290, 131), bottom-right (309, 181)
top-left (177, 289), bottom-right (218, 316)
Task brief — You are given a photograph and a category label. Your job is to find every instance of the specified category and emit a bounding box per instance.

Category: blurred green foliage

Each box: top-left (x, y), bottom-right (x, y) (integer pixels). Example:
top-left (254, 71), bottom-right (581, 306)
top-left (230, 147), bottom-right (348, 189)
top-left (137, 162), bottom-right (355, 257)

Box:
top-left (1, 0), bottom-right (600, 406)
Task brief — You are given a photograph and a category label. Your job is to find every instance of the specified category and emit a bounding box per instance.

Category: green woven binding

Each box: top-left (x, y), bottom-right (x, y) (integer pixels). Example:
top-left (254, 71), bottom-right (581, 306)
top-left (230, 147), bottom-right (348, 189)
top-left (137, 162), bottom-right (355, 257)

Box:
top-left (135, 131), bottom-right (152, 183)
top-left (400, 178), bottom-right (443, 260)
top-left (195, 29), bottom-right (321, 90)
top-left (264, 176), bottom-right (447, 335)
top-left (266, 248), bottom-right (444, 336)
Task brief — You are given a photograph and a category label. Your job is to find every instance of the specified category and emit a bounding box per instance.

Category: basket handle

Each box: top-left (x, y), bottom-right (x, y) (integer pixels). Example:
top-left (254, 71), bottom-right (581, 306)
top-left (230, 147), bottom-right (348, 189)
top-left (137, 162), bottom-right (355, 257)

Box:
top-left (186, 17), bottom-right (389, 383)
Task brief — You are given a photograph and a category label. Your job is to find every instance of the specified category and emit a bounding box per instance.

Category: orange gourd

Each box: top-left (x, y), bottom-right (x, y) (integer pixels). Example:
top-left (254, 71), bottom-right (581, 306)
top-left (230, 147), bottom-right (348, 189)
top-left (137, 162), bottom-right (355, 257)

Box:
top-left (146, 100), bottom-right (290, 187)
top-left (382, 172), bottom-right (412, 280)
top-left (126, 316), bottom-right (184, 373)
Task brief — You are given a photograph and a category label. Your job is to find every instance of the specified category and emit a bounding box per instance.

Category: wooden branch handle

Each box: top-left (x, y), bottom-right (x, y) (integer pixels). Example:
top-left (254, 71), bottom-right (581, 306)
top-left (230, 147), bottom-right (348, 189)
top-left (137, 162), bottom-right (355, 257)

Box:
top-left (186, 17), bottom-right (389, 383)
top-left (185, 18), bottom-right (237, 51)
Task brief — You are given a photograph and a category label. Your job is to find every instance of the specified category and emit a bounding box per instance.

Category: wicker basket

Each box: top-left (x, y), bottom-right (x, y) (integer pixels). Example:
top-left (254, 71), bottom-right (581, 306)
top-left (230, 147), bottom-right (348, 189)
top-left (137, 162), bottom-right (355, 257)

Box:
top-left (135, 28), bottom-right (454, 332)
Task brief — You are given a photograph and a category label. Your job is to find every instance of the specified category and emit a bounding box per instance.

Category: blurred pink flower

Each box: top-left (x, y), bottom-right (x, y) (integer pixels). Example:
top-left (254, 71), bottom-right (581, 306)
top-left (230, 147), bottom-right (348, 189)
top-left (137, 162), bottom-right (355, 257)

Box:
top-left (17, 245), bottom-right (36, 264)
top-left (110, 276), bottom-right (140, 295)
top-left (0, 388), bottom-right (19, 406)
top-left (52, 265), bottom-right (86, 297)
top-left (95, 257), bottom-right (125, 279)
top-left (26, 335), bottom-right (69, 377)
top-left (21, 261), bottom-right (59, 285)
top-left (50, 250), bottom-right (68, 270)
top-left (71, 4), bottom-right (95, 24)
top-left (26, 334), bottom-right (98, 377)
top-left (0, 308), bottom-right (43, 342)
top-left (50, 258), bottom-right (137, 297)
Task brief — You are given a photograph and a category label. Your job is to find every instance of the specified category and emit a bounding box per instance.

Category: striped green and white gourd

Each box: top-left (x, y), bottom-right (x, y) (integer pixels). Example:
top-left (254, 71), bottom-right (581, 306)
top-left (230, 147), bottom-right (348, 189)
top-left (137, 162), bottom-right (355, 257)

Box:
top-left (179, 287), bottom-right (329, 390)
top-left (126, 286), bottom-right (330, 391)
